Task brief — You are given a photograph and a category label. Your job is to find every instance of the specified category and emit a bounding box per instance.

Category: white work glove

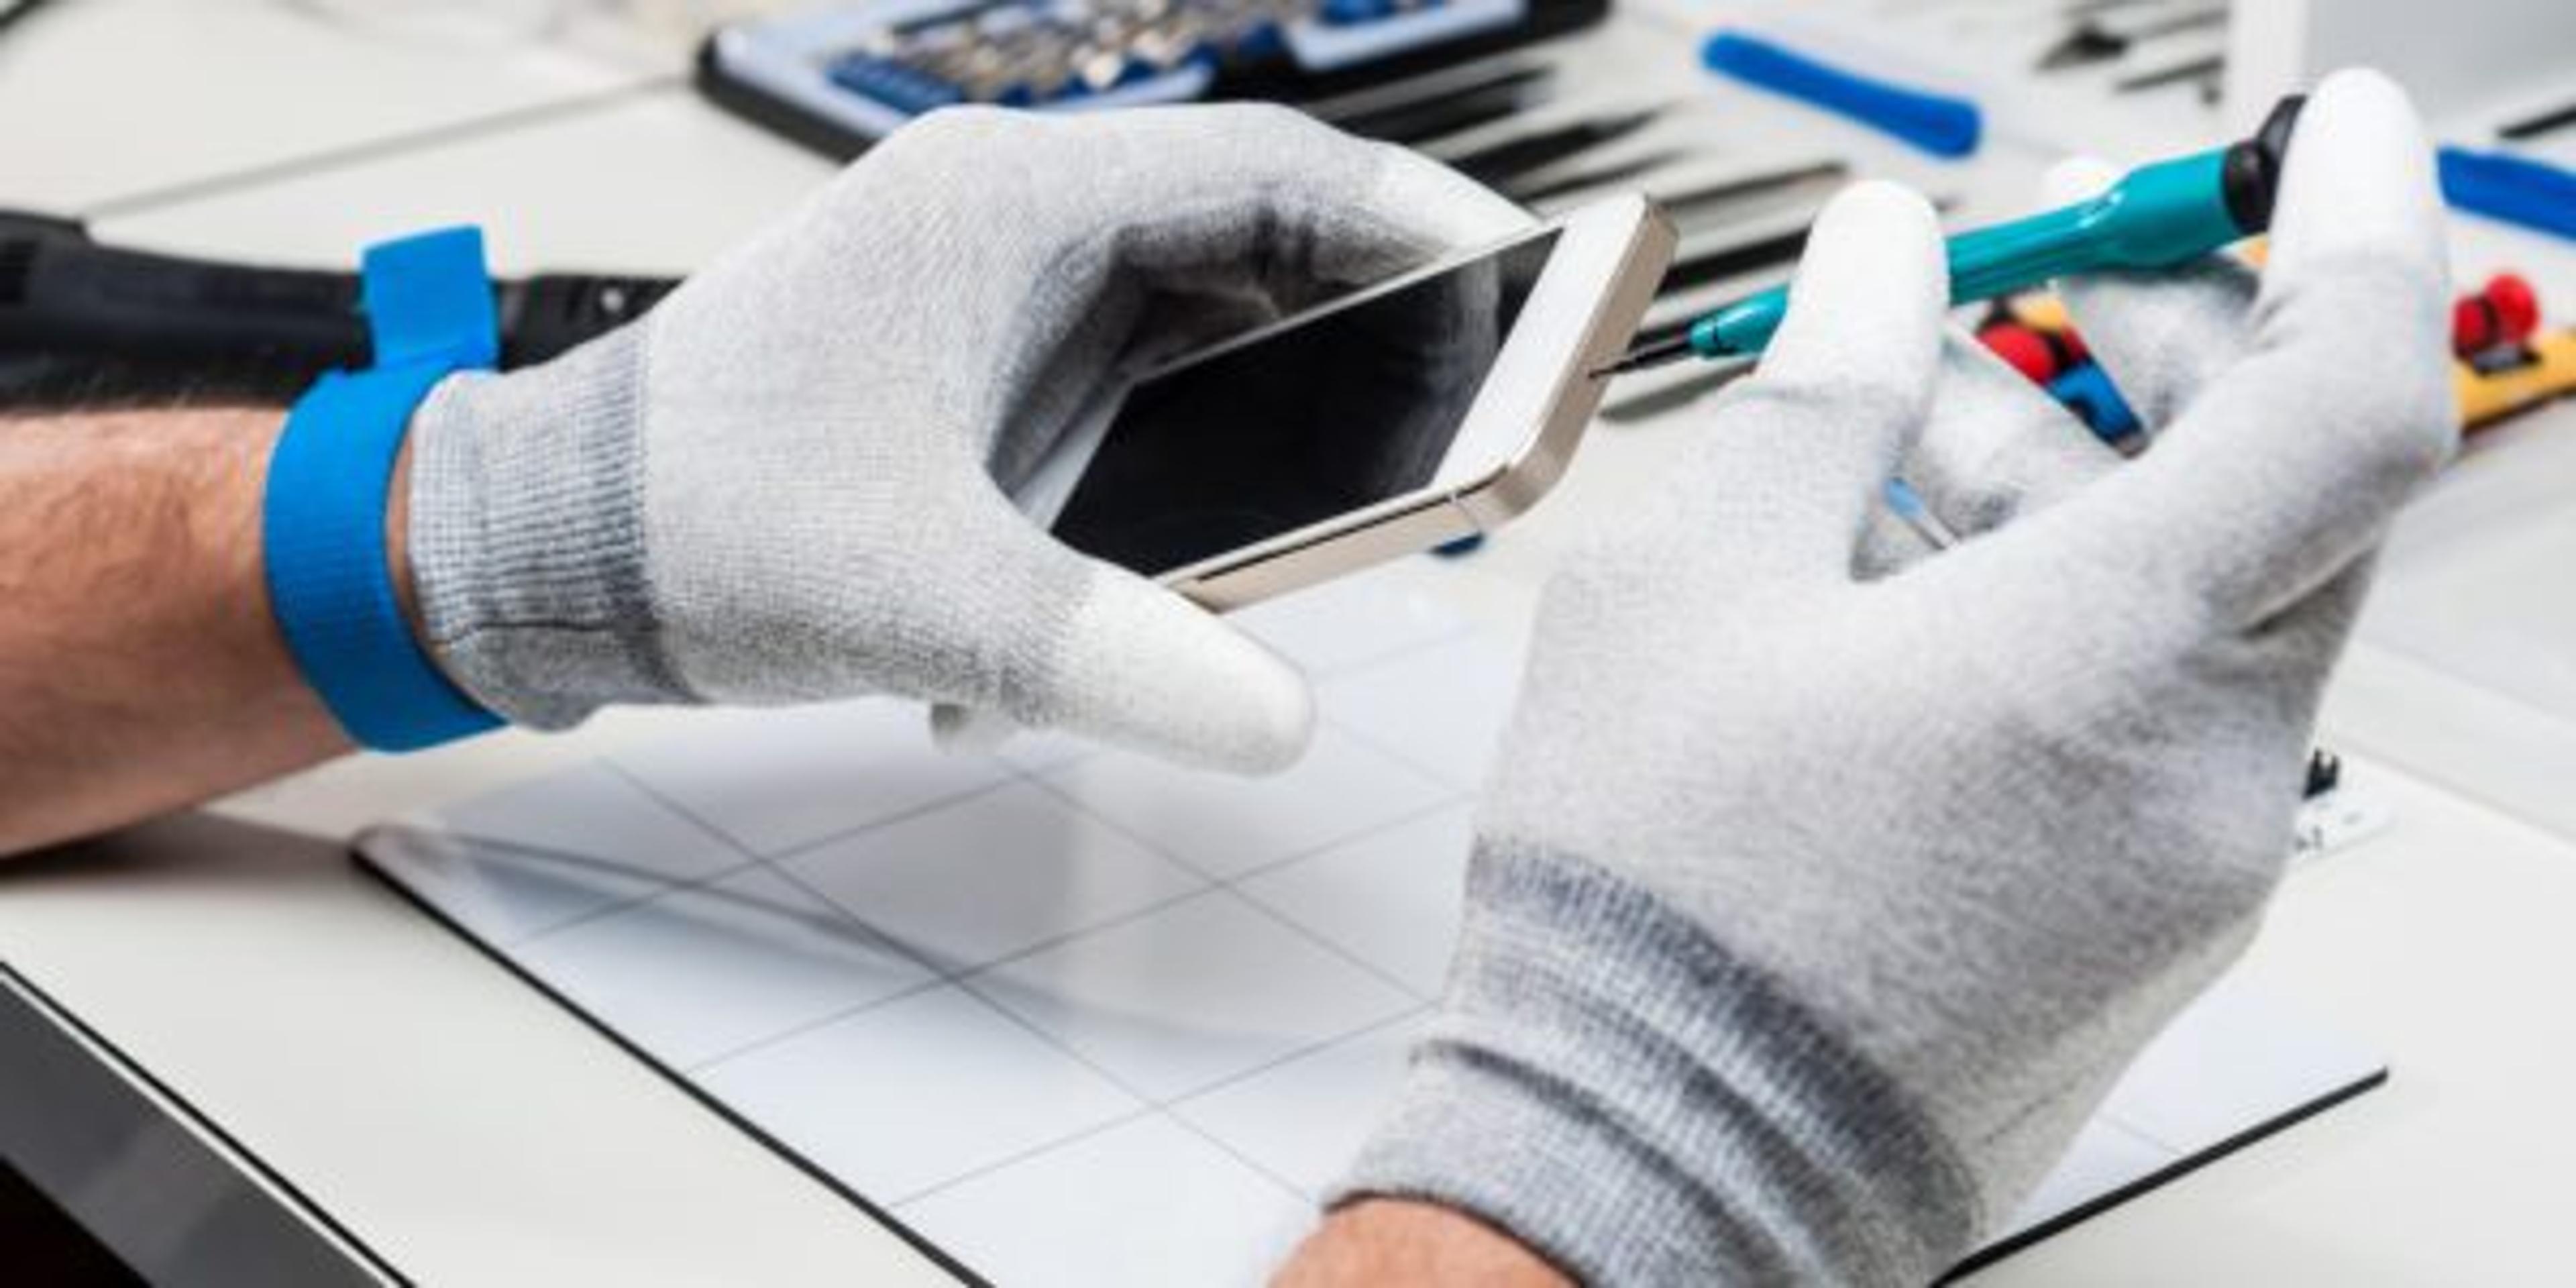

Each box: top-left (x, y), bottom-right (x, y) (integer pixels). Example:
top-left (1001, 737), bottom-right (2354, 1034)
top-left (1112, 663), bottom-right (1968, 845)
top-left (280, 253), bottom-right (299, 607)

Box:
top-left (404, 105), bottom-right (1527, 770)
top-left (1339, 70), bottom-right (2454, 1284)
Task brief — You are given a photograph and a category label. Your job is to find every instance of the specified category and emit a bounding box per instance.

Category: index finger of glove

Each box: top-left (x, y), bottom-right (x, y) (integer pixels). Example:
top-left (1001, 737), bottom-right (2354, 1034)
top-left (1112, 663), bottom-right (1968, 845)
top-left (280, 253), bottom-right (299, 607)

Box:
top-left (1662, 180), bottom-right (1948, 587)
top-left (990, 512), bottom-right (1319, 773)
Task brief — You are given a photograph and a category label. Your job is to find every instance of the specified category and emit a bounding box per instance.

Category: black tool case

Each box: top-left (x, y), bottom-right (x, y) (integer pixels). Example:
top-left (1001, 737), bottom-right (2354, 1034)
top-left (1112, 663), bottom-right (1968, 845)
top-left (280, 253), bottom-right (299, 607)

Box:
top-left (694, 0), bottom-right (1609, 160)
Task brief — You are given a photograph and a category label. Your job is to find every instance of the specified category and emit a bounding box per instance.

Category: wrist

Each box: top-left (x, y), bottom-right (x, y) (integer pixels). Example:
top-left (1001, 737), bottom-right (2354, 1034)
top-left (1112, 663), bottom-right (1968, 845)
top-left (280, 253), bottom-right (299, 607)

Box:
top-left (1337, 845), bottom-right (1979, 1286)
top-left (1277, 1199), bottom-right (1568, 1287)
top-left (388, 434), bottom-right (422, 641)
top-left (405, 327), bottom-right (688, 728)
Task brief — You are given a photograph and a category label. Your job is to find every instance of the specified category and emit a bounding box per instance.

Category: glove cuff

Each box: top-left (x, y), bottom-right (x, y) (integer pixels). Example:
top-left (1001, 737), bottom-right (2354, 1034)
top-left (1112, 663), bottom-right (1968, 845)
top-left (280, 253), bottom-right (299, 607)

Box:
top-left (407, 327), bottom-right (694, 728)
top-left (1335, 846), bottom-right (1980, 1286)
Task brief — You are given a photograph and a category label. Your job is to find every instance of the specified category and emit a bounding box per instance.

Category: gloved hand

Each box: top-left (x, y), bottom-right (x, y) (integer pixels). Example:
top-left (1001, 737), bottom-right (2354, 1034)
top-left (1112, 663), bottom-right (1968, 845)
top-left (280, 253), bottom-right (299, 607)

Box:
top-left (404, 105), bottom-right (1527, 771)
top-left (1338, 69), bottom-right (2453, 1284)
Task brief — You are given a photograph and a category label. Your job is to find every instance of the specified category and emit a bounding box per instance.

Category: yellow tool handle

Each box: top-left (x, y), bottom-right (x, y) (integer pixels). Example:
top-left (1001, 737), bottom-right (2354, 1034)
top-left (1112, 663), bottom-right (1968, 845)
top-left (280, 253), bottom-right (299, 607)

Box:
top-left (2457, 330), bottom-right (2576, 430)
top-left (2004, 293), bottom-right (2074, 333)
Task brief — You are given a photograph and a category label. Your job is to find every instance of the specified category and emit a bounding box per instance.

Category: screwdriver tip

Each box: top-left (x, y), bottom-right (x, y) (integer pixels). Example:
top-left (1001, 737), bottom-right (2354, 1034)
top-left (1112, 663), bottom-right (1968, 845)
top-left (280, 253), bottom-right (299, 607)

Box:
top-left (1593, 332), bottom-right (1697, 378)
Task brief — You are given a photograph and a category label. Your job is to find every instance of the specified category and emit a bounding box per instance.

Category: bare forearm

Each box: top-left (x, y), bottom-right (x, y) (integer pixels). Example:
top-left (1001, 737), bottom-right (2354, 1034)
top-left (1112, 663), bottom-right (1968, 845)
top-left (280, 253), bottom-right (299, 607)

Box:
top-left (0, 408), bottom-right (350, 854)
top-left (1275, 1200), bottom-right (1569, 1287)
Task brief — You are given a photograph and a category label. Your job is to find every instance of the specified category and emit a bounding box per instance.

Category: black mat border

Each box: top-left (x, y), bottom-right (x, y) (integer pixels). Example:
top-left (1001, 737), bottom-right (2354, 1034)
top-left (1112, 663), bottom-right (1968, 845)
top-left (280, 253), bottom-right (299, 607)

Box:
top-left (0, 961), bottom-right (410, 1286)
top-left (1941, 1065), bottom-right (2387, 1281)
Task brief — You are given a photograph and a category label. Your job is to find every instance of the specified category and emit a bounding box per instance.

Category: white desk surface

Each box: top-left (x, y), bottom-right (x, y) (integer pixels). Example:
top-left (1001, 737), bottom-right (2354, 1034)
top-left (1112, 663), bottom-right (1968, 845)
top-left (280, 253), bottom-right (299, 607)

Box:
top-left (0, 0), bottom-right (683, 216)
top-left (8, 3), bottom-right (2576, 1284)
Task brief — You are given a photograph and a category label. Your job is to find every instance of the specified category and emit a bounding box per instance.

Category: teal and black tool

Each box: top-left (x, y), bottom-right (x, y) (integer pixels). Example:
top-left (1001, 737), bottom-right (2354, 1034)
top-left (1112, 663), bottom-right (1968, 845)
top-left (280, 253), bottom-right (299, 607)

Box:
top-left (1597, 95), bottom-right (2306, 376)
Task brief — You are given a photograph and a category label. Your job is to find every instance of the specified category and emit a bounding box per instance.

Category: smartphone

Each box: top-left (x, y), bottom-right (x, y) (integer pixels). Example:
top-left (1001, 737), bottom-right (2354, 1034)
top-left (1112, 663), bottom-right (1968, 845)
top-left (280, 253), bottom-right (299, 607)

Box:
top-left (1012, 195), bottom-right (1674, 609)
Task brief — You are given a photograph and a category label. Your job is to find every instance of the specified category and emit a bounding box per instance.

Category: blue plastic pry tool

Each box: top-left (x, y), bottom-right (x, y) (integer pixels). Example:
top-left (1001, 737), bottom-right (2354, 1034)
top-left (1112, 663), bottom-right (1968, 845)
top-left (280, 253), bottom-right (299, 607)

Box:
top-left (1700, 31), bottom-right (1982, 158)
top-left (2047, 362), bottom-right (2142, 443)
top-left (2438, 146), bottom-right (2576, 244)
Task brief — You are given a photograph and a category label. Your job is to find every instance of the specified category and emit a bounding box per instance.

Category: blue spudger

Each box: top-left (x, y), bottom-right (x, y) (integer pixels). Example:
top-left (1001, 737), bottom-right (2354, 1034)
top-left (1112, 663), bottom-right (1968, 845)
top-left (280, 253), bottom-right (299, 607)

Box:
top-left (1701, 31), bottom-right (1984, 159)
top-left (2438, 146), bottom-right (2576, 243)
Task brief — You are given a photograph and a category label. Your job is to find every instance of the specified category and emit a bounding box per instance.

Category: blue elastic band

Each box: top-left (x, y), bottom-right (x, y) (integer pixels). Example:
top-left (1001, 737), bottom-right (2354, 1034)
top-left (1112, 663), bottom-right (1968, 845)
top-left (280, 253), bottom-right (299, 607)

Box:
top-left (263, 227), bottom-right (504, 751)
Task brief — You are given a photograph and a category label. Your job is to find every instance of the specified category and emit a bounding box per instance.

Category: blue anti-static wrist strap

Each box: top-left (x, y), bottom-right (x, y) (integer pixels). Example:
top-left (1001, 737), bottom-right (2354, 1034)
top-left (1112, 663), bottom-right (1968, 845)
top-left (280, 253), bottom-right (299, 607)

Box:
top-left (263, 228), bottom-right (504, 751)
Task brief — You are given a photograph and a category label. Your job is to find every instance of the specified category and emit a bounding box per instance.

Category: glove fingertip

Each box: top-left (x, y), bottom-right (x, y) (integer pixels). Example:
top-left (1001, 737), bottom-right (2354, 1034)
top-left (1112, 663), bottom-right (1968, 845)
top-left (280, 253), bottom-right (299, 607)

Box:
top-left (2265, 68), bottom-right (2444, 286)
top-left (1760, 180), bottom-right (1946, 394)
top-left (1046, 569), bottom-right (1316, 775)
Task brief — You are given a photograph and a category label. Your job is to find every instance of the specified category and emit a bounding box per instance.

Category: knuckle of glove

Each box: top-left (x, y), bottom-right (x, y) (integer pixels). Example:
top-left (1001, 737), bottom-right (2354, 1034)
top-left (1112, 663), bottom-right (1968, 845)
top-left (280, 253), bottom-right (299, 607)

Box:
top-left (1195, 99), bottom-right (1346, 148)
top-left (853, 106), bottom-right (1062, 201)
top-left (875, 103), bottom-right (1045, 158)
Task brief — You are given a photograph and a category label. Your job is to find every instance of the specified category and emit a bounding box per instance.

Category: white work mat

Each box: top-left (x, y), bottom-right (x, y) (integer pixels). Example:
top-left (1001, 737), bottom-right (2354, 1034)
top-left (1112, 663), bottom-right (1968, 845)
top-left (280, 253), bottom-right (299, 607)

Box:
top-left (359, 566), bottom-right (2385, 1285)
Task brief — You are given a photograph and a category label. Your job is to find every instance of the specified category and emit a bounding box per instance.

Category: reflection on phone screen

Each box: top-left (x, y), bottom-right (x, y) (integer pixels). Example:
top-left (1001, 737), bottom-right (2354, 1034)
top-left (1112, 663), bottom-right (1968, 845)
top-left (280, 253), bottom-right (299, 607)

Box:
top-left (1051, 232), bottom-right (1561, 576)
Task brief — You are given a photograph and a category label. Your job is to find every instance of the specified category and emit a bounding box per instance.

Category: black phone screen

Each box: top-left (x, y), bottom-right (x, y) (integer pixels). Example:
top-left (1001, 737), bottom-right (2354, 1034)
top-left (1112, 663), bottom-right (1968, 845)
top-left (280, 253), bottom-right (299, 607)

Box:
top-left (1050, 231), bottom-right (1561, 576)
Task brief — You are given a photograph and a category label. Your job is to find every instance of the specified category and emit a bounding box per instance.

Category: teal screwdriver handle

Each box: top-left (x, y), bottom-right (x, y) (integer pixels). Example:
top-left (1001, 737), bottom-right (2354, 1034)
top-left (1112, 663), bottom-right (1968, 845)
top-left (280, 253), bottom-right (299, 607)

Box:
top-left (1676, 95), bottom-right (2307, 362)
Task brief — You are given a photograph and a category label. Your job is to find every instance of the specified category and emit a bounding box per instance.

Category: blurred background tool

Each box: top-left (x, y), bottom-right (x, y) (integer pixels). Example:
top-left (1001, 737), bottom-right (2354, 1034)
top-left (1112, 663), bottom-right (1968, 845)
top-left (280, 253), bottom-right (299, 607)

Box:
top-left (1699, 30), bottom-right (1982, 157)
top-left (2457, 330), bottom-right (2576, 431)
top-left (1441, 104), bottom-right (1663, 184)
top-left (1975, 299), bottom-right (2088, 384)
top-left (2438, 147), bottom-right (2576, 244)
top-left (2046, 358), bottom-right (2141, 445)
top-left (694, 0), bottom-right (1610, 156)
top-left (0, 210), bottom-right (673, 407)
top-left (2111, 52), bottom-right (2223, 101)
top-left (2500, 97), bottom-right (2576, 143)
top-left (1313, 58), bottom-right (1554, 142)
top-left (2036, 3), bottom-right (2223, 72)
top-left (2453, 272), bottom-right (2576, 433)
top-left (1975, 296), bottom-right (2140, 447)
top-left (2453, 273), bottom-right (2540, 358)
top-left (0, 0), bottom-right (57, 40)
